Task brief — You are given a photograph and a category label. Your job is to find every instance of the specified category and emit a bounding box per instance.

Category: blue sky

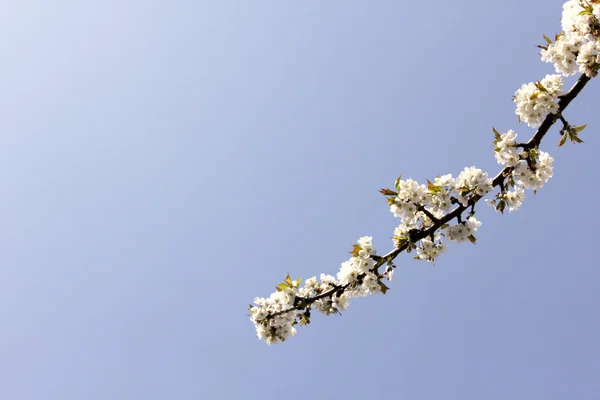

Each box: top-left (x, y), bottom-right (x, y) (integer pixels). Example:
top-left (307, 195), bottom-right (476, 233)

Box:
top-left (1, 1), bottom-right (599, 399)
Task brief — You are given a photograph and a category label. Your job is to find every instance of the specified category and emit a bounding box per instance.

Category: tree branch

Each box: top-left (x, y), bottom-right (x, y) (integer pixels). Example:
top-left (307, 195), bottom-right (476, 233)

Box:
top-left (261, 73), bottom-right (593, 323)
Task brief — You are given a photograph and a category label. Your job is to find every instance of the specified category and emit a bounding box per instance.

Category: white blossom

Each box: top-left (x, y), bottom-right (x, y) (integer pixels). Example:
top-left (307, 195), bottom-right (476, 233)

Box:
top-left (540, 1), bottom-right (600, 77)
top-left (390, 179), bottom-right (427, 219)
top-left (415, 235), bottom-right (446, 263)
top-left (454, 167), bottom-right (493, 206)
top-left (386, 267), bottom-right (395, 281)
top-left (445, 218), bottom-right (482, 243)
top-left (561, 0), bottom-right (600, 41)
top-left (577, 40), bottom-right (600, 77)
top-left (541, 35), bottom-right (583, 76)
top-left (250, 289), bottom-right (298, 344)
top-left (494, 130), bottom-right (521, 166)
top-left (429, 174), bottom-right (455, 213)
top-left (505, 187), bottom-right (526, 211)
top-left (512, 151), bottom-right (554, 190)
top-left (514, 74), bottom-right (564, 128)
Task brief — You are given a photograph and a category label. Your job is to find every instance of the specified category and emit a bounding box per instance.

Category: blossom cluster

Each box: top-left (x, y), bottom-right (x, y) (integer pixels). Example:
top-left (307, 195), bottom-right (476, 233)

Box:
top-left (249, 237), bottom-right (387, 344)
top-left (518, 1), bottom-right (600, 128)
top-left (513, 74), bottom-right (564, 128)
top-left (540, 0), bottom-right (600, 77)
top-left (250, 286), bottom-right (297, 345)
top-left (488, 129), bottom-right (554, 212)
top-left (388, 168), bottom-right (490, 263)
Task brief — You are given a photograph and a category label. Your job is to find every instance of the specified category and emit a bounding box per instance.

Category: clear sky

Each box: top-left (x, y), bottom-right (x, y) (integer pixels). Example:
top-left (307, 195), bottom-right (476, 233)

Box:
top-left (1, 1), bottom-right (599, 399)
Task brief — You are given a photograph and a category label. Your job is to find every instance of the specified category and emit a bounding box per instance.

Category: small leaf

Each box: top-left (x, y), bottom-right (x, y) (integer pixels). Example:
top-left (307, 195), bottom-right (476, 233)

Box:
top-left (497, 200), bottom-right (506, 214)
top-left (394, 236), bottom-right (408, 248)
top-left (427, 180), bottom-right (441, 193)
top-left (558, 132), bottom-right (568, 147)
top-left (467, 234), bottom-right (477, 244)
top-left (295, 277), bottom-right (302, 288)
top-left (378, 280), bottom-right (390, 295)
top-left (276, 283), bottom-right (289, 292)
top-left (534, 82), bottom-right (548, 92)
top-left (493, 127), bottom-right (502, 141)
top-left (394, 174), bottom-right (403, 191)
top-left (543, 33), bottom-right (552, 44)
top-left (528, 148), bottom-right (539, 159)
top-left (507, 176), bottom-right (515, 188)
top-left (299, 309), bottom-right (311, 325)
top-left (284, 274), bottom-right (293, 286)
top-left (380, 188), bottom-right (398, 196)
top-left (570, 133), bottom-right (584, 143)
top-left (349, 244), bottom-right (361, 257)
top-left (574, 124), bottom-right (587, 132)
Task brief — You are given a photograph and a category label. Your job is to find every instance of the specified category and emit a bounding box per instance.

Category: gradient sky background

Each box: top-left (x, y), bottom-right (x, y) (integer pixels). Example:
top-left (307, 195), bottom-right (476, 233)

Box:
top-left (1, 1), bottom-right (599, 399)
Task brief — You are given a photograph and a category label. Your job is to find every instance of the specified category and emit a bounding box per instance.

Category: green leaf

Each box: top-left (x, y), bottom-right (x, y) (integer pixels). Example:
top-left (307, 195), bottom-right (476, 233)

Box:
top-left (543, 33), bottom-right (552, 44)
top-left (276, 283), bottom-right (289, 292)
top-left (574, 124), bottom-right (587, 132)
top-left (349, 244), bottom-right (361, 257)
top-left (378, 280), bottom-right (390, 295)
top-left (394, 236), bottom-right (408, 248)
top-left (380, 188), bottom-right (398, 196)
top-left (579, 9), bottom-right (593, 15)
top-left (427, 180), bottom-right (441, 193)
top-left (534, 81), bottom-right (547, 92)
top-left (276, 274), bottom-right (297, 291)
top-left (295, 277), bottom-right (302, 288)
top-left (299, 309), bottom-right (311, 325)
top-left (570, 133), bottom-right (584, 143)
top-left (507, 176), bottom-right (515, 188)
top-left (467, 234), bottom-right (477, 244)
top-left (284, 274), bottom-right (293, 286)
top-left (493, 127), bottom-right (502, 141)
top-left (558, 132), bottom-right (568, 147)
top-left (394, 174), bottom-right (403, 191)
top-left (497, 200), bottom-right (506, 214)
top-left (528, 148), bottom-right (539, 159)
